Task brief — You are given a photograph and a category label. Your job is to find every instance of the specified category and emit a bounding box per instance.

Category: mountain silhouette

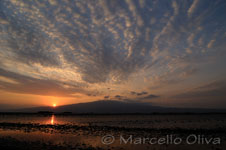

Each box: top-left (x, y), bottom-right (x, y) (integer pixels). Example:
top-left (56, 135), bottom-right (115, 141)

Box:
top-left (12, 100), bottom-right (226, 114)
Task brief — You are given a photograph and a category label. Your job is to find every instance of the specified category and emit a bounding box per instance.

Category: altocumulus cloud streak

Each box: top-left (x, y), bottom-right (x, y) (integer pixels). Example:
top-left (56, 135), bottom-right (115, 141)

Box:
top-left (0, 0), bottom-right (226, 108)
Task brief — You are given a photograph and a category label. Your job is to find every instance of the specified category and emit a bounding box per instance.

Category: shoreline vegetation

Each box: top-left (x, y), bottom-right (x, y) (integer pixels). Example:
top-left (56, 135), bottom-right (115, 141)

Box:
top-left (1, 112), bottom-right (226, 115)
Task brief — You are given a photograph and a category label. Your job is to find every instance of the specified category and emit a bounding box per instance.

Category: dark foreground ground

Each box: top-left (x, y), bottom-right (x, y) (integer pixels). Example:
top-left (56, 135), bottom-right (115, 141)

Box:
top-left (0, 136), bottom-right (100, 150)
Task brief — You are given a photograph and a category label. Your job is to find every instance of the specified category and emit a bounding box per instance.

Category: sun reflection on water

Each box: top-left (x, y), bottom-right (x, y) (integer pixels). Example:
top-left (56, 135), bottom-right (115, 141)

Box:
top-left (51, 115), bottom-right (54, 125)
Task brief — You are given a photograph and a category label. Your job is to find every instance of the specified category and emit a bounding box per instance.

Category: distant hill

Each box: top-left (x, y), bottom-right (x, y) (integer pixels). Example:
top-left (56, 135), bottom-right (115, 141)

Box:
top-left (11, 100), bottom-right (226, 114)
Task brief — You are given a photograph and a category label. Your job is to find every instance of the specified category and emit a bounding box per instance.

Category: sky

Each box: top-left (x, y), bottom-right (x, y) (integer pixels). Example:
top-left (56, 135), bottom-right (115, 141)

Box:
top-left (0, 0), bottom-right (226, 109)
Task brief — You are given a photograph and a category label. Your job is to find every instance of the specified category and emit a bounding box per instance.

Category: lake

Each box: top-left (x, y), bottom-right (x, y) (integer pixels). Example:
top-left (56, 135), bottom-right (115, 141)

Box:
top-left (0, 114), bottom-right (226, 150)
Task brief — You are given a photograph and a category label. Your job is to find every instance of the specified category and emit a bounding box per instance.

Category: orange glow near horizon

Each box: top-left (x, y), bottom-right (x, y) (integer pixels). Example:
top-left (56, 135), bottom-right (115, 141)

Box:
top-left (53, 103), bottom-right (57, 107)
top-left (0, 91), bottom-right (102, 109)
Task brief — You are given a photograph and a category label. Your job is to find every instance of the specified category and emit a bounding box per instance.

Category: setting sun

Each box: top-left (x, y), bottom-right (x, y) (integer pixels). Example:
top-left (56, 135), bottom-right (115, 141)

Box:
top-left (53, 104), bottom-right (57, 107)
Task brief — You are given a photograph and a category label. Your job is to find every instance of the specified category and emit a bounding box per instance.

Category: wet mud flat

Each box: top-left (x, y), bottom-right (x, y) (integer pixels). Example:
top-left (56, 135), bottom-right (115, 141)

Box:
top-left (0, 122), bottom-right (226, 150)
top-left (0, 136), bottom-right (101, 150)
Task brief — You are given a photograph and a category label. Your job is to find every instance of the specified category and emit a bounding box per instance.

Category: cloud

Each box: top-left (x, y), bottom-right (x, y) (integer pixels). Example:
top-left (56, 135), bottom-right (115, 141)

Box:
top-left (1, 0), bottom-right (224, 87)
top-left (187, 0), bottom-right (200, 17)
top-left (0, 0), bottom-right (157, 86)
top-left (0, 9), bottom-right (61, 67)
top-left (139, 0), bottom-right (146, 8)
top-left (123, 94), bottom-right (160, 103)
top-left (0, 68), bottom-right (89, 97)
top-left (130, 91), bottom-right (136, 95)
top-left (0, 76), bottom-right (19, 84)
top-left (172, 80), bottom-right (226, 108)
top-left (186, 48), bottom-right (192, 54)
top-left (172, 1), bottom-right (179, 16)
top-left (104, 96), bottom-right (109, 99)
top-left (130, 91), bottom-right (148, 96)
top-left (207, 39), bottom-right (215, 48)
top-left (115, 95), bottom-right (123, 99)
top-left (187, 33), bottom-right (195, 47)
top-left (141, 94), bottom-right (159, 100)
top-left (148, 65), bottom-right (198, 90)
top-left (125, 0), bottom-right (143, 26)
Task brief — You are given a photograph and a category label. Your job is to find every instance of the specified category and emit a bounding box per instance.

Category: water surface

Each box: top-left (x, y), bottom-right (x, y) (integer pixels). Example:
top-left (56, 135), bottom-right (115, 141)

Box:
top-left (0, 114), bottom-right (226, 150)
